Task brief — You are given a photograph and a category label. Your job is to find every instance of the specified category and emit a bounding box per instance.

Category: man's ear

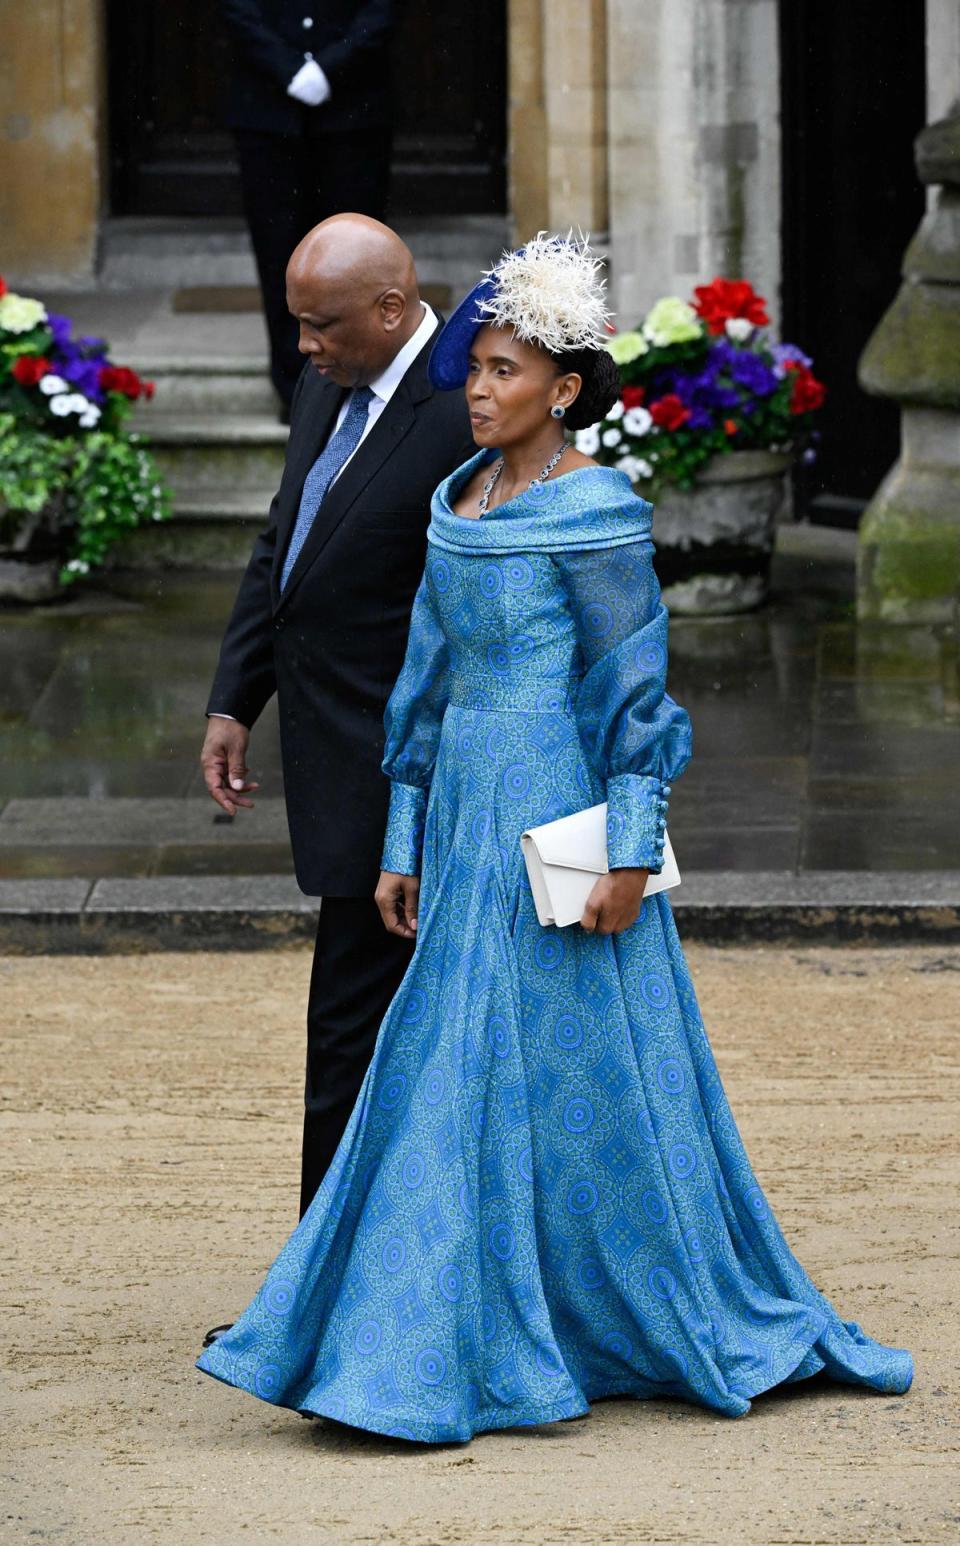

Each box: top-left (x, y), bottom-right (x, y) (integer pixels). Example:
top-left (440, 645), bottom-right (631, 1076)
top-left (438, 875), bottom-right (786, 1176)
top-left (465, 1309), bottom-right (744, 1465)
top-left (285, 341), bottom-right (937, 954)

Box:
top-left (380, 288), bottom-right (407, 331)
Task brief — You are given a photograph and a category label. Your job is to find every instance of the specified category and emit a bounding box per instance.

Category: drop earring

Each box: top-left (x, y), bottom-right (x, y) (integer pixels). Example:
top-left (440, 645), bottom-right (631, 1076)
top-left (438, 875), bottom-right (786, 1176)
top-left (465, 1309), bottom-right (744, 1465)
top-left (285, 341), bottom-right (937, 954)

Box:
top-left (550, 404), bottom-right (566, 419)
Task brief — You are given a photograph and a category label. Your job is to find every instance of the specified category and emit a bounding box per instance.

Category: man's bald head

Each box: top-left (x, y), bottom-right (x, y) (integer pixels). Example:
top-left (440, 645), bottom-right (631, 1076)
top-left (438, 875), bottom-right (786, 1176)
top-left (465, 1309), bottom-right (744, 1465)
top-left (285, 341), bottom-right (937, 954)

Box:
top-left (286, 215), bottom-right (423, 389)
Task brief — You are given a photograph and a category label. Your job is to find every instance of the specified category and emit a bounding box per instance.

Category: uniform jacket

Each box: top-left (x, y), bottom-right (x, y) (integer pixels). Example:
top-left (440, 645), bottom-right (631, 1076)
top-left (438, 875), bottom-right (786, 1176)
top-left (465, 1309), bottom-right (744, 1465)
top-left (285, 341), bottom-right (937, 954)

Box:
top-left (220, 0), bottom-right (395, 134)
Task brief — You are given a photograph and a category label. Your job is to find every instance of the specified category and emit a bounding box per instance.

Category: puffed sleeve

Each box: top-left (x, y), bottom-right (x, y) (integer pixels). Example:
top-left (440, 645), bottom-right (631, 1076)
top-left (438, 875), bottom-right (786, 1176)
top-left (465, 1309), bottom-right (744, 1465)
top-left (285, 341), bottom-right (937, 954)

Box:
top-left (552, 535), bottom-right (692, 873)
top-left (379, 568), bottom-right (450, 876)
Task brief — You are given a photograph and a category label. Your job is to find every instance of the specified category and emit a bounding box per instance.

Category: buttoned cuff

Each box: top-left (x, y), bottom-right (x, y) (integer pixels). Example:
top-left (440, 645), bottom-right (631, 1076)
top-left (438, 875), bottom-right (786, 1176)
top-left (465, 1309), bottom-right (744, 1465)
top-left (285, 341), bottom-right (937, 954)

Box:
top-left (380, 782), bottom-right (428, 877)
top-left (605, 773), bottom-right (672, 872)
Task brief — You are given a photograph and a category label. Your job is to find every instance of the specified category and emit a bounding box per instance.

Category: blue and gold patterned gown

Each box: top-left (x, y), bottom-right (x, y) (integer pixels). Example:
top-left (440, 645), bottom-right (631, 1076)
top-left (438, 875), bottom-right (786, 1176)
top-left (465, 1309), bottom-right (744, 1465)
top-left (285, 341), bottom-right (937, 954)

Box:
top-left (198, 450), bottom-right (913, 1441)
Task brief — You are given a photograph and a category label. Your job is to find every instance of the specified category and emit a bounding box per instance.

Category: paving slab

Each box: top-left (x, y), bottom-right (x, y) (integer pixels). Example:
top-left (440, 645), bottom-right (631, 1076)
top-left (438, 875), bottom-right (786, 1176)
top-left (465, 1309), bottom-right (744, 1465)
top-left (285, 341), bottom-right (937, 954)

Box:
top-left (0, 797), bottom-right (290, 846)
top-left (1, 871), bottom-right (958, 953)
top-left (0, 878), bottom-right (92, 912)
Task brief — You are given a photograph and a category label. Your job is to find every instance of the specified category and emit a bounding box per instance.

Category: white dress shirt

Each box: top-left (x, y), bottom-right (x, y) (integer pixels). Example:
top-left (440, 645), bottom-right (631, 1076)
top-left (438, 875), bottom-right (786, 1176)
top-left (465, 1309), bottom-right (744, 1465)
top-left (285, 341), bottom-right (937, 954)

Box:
top-left (210, 303), bottom-right (438, 725)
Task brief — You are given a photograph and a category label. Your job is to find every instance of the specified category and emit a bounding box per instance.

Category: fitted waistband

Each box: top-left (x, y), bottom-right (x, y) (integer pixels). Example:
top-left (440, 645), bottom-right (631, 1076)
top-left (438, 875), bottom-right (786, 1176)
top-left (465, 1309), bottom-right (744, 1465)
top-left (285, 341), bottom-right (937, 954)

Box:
top-left (446, 671), bottom-right (581, 713)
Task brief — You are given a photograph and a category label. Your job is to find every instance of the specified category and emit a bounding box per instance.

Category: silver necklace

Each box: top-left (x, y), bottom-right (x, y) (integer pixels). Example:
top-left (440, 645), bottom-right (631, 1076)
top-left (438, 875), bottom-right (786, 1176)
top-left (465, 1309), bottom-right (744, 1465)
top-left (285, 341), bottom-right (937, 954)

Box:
top-left (478, 442), bottom-right (568, 515)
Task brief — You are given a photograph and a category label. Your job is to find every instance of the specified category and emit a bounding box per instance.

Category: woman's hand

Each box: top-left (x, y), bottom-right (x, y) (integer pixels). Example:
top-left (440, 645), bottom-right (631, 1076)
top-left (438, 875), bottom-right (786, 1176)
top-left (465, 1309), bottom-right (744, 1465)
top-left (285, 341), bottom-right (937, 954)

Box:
top-left (375, 871), bottom-right (421, 940)
top-left (580, 868), bottom-right (649, 935)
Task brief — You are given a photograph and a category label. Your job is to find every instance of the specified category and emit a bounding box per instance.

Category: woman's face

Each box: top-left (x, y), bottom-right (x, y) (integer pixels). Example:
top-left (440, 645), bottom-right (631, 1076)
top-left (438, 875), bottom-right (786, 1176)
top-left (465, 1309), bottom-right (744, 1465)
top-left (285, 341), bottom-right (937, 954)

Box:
top-left (465, 324), bottom-right (581, 448)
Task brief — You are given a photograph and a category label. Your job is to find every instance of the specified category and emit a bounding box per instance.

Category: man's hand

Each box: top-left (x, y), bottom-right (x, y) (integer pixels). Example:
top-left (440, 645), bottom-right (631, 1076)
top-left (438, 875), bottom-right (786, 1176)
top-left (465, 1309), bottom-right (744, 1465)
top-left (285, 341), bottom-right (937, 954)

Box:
top-left (580, 868), bottom-right (650, 936)
top-left (200, 717), bottom-right (259, 816)
top-left (375, 871), bottom-right (420, 940)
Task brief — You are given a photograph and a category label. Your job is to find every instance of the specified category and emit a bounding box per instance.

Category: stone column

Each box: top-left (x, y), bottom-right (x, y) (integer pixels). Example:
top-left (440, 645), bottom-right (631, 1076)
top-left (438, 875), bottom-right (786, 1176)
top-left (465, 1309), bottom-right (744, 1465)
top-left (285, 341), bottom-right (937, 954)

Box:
top-left (605, 0), bottom-right (780, 326)
top-left (0, 0), bottom-right (106, 288)
top-left (857, 110), bottom-right (960, 623)
top-left (508, 0), bottom-right (608, 244)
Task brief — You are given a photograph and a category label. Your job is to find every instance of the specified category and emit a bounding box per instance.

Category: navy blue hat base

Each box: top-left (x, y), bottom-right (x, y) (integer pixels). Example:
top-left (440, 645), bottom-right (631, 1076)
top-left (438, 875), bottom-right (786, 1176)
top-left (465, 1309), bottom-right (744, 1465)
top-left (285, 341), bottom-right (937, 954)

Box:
top-left (427, 275), bottom-right (500, 390)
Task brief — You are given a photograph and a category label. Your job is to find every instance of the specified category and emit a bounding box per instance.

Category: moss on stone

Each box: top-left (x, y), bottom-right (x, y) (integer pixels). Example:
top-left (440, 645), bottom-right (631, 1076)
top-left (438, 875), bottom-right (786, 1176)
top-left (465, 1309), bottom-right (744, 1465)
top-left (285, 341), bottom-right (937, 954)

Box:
top-left (859, 283), bottom-right (960, 407)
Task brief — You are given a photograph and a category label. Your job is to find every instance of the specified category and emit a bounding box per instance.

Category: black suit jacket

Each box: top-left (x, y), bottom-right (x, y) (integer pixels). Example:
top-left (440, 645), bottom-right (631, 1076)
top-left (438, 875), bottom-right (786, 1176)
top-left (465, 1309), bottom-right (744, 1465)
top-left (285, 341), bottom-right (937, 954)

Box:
top-left (207, 318), bottom-right (476, 896)
top-left (220, 0), bottom-right (395, 135)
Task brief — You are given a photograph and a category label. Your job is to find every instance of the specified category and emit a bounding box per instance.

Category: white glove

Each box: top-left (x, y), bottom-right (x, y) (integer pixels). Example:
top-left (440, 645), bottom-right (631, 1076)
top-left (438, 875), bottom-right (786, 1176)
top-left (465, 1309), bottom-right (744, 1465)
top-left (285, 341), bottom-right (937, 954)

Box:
top-left (287, 58), bottom-right (332, 107)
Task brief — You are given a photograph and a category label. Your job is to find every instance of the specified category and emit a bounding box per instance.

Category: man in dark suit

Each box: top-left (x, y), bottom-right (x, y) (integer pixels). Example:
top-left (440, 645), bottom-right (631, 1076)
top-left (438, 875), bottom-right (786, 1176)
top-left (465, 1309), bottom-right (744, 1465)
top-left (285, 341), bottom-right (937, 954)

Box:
top-left (201, 215), bottom-right (474, 1239)
top-left (221, 1), bottom-right (397, 410)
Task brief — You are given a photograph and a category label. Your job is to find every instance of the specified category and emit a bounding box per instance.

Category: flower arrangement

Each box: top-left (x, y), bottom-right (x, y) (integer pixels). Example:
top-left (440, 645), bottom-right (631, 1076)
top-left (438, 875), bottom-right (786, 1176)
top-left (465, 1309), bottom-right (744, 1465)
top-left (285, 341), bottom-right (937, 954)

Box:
top-left (0, 274), bottom-right (168, 587)
top-left (581, 278), bottom-right (826, 492)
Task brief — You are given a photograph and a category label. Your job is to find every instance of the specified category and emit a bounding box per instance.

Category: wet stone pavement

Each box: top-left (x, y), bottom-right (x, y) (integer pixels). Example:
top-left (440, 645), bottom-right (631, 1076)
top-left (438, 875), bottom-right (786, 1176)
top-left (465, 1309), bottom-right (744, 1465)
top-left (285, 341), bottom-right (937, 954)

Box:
top-left (1, 528), bottom-right (958, 883)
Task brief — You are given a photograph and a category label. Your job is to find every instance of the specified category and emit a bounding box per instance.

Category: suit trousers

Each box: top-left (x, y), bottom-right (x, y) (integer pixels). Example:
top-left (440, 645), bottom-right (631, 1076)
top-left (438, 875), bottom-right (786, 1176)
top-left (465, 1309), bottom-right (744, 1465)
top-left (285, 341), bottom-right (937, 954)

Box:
top-left (234, 127), bottom-right (393, 407)
top-left (300, 895), bottom-right (414, 1218)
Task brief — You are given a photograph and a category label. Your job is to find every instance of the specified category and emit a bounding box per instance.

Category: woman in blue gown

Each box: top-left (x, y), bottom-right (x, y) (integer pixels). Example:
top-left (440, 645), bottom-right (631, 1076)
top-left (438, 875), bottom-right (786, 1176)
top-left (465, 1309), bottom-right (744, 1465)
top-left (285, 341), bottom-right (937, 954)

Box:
top-left (197, 236), bottom-right (913, 1442)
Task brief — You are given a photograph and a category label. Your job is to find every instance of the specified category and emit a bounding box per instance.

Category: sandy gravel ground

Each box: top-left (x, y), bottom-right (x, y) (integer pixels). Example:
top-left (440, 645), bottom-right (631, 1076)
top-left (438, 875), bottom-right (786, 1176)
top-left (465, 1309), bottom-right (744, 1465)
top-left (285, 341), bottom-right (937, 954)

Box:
top-left (2, 943), bottom-right (958, 1546)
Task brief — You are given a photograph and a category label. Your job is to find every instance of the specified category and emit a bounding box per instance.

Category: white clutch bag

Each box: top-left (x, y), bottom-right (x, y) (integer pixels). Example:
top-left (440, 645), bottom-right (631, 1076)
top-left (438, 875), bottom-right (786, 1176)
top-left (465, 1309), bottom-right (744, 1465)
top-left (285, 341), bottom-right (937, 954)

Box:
top-left (520, 801), bottom-right (680, 928)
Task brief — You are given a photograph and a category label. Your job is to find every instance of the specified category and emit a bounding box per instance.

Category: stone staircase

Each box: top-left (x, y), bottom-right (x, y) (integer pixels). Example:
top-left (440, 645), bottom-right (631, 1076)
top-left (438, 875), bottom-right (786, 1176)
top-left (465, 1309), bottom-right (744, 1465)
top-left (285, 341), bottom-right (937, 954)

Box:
top-left (128, 358), bottom-right (288, 569)
top-left (93, 214), bottom-right (506, 569)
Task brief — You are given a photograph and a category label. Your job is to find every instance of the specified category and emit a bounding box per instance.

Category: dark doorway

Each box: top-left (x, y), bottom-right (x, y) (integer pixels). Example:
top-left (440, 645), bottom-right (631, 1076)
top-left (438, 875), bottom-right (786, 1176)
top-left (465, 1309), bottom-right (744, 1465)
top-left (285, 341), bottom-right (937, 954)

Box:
top-left (779, 1), bottom-right (928, 526)
top-left (107, 0), bottom-right (507, 218)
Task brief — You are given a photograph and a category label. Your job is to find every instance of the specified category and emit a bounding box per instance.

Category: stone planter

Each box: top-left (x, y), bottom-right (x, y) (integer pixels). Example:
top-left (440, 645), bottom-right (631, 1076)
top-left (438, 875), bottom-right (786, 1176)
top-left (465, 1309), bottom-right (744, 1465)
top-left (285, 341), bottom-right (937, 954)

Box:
top-left (0, 553), bottom-right (62, 603)
top-left (0, 498), bottom-right (67, 604)
top-left (638, 448), bottom-right (793, 615)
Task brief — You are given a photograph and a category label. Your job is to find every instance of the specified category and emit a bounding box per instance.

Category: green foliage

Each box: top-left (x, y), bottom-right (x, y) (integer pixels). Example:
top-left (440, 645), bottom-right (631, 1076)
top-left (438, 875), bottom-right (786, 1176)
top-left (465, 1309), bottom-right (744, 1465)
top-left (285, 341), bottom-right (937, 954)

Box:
top-left (0, 414), bottom-right (170, 585)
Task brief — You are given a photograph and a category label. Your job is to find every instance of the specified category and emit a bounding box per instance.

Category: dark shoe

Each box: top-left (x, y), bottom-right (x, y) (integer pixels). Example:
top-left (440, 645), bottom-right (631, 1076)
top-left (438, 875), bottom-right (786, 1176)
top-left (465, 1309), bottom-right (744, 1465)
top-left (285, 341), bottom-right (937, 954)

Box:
top-left (202, 1322), bottom-right (234, 1348)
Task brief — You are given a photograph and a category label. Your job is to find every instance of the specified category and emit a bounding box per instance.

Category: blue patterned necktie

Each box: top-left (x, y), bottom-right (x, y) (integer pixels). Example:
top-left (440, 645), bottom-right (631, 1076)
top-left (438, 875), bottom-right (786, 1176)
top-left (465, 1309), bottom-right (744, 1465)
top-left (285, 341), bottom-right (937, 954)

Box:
top-left (280, 385), bottom-right (374, 590)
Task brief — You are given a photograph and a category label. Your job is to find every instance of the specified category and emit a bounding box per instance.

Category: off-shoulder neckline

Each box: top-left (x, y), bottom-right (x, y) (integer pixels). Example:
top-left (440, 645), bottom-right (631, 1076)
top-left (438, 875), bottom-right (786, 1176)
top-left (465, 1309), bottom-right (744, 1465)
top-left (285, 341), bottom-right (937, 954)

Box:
top-left (444, 447), bottom-right (630, 519)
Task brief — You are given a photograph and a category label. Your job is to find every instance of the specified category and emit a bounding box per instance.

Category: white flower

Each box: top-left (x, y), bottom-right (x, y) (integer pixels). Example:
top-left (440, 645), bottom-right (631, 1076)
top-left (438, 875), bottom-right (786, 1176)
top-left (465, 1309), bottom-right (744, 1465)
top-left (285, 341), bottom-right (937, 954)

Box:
top-left (79, 406), bottom-right (101, 428)
top-left (615, 454), bottom-right (654, 483)
top-left (601, 426), bottom-right (622, 448)
top-left (39, 374), bottom-right (69, 395)
top-left (48, 394), bottom-right (75, 416)
top-left (65, 559), bottom-right (91, 574)
top-left (0, 291), bottom-right (48, 334)
top-left (63, 394), bottom-right (90, 414)
top-left (725, 317), bottom-right (754, 342)
top-left (605, 398), bottom-right (625, 421)
top-left (623, 406), bottom-right (653, 437)
top-left (574, 425), bottom-right (600, 455)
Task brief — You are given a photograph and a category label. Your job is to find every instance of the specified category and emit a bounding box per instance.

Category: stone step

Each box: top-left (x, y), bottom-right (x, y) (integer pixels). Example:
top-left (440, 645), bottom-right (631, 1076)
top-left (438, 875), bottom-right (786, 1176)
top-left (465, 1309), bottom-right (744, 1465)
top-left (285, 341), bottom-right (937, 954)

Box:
top-left (100, 217), bottom-right (258, 290)
top-left (100, 214), bottom-right (508, 301)
top-left (145, 413), bottom-right (288, 498)
top-left (131, 356), bottom-right (278, 416)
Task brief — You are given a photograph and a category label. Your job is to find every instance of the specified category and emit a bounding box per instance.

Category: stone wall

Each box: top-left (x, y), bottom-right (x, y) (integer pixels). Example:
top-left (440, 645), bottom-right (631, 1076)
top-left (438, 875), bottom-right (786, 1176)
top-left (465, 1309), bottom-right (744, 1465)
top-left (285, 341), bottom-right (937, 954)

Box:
top-left (605, 0), bottom-right (781, 326)
top-left (509, 0), bottom-right (608, 241)
top-left (0, 0), bottom-right (106, 288)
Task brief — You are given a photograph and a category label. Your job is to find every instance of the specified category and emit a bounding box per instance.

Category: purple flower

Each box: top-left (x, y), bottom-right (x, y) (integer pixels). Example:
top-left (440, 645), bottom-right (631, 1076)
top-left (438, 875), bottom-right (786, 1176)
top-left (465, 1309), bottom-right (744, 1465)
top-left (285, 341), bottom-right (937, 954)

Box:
top-left (772, 341), bottom-right (813, 375)
top-left (727, 351), bottom-right (779, 396)
top-left (60, 355), bottom-right (105, 403)
top-left (46, 312), bottom-right (73, 350)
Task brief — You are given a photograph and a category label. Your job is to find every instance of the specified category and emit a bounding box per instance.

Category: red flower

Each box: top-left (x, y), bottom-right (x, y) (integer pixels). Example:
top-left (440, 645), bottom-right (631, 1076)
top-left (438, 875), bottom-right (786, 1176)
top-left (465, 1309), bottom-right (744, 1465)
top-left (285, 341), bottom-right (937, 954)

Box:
top-left (0, 275), bottom-right (7, 299)
top-left (723, 418), bottom-right (738, 436)
top-left (649, 393), bottom-right (690, 432)
top-left (99, 364), bottom-right (151, 399)
top-left (693, 277), bottom-right (769, 336)
top-left (621, 385), bottom-right (646, 409)
top-left (11, 354), bottom-right (51, 386)
top-left (788, 367), bottom-right (826, 415)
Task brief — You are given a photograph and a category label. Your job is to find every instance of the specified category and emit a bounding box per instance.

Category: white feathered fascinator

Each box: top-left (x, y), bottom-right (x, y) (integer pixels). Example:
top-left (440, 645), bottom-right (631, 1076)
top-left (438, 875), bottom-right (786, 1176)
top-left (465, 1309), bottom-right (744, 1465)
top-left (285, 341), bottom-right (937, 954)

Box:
top-left (476, 231), bottom-right (612, 354)
top-left (428, 231), bottom-right (613, 390)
